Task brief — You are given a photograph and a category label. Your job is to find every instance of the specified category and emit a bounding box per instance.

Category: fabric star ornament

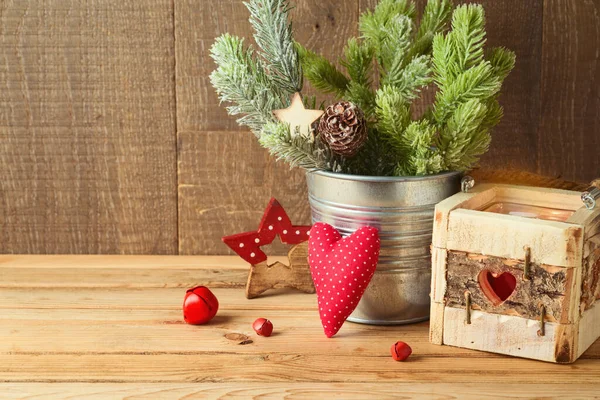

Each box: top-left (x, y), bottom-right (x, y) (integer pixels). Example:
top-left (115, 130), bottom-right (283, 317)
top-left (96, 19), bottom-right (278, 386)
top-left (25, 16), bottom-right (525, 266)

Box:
top-left (308, 222), bottom-right (380, 338)
top-left (222, 198), bottom-right (311, 264)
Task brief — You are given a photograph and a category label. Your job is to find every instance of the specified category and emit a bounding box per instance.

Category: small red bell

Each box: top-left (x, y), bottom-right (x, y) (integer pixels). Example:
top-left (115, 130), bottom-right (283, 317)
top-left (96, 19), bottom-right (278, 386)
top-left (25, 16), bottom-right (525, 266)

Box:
top-left (183, 286), bottom-right (219, 325)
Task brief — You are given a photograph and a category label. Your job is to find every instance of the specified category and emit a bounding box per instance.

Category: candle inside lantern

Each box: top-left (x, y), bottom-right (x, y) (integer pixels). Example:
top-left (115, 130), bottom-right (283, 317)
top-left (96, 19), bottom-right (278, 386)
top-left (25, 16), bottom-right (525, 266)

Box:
top-left (482, 202), bottom-right (575, 222)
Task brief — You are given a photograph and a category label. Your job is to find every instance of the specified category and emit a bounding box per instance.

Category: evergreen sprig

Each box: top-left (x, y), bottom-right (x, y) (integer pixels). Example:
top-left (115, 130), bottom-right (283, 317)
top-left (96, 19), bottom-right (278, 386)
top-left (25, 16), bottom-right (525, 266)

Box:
top-left (245, 0), bottom-right (303, 93)
top-left (383, 54), bottom-right (432, 100)
top-left (210, 0), bottom-right (515, 176)
top-left (396, 120), bottom-right (445, 175)
top-left (210, 34), bottom-right (284, 134)
top-left (342, 38), bottom-right (374, 87)
top-left (410, 0), bottom-right (453, 57)
top-left (359, 0), bottom-right (416, 70)
top-left (432, 4), bottom-right (516, 171)
top-left (375, 85), bottom-right (412, 154)
top-left (258, 122), bottom-right (338, 170)
top-left (295, 44), bottom-right (349, 96)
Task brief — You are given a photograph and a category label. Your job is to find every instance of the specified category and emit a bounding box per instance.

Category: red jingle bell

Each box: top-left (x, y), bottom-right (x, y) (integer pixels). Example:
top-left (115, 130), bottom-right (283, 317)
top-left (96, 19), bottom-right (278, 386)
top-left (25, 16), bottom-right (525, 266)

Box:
top-left (183, 286), bottom-right (219, 325)
top-left (252, 318), bottom-right (273, 337)
top-left (390, 341), bottom-right (412, 361)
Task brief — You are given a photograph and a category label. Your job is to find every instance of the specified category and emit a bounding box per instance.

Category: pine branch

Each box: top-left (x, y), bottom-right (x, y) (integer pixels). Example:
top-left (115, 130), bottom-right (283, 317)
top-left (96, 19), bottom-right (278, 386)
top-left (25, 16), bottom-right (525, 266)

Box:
top-left (431, 4), bottom-right (487, 89)
top-left (437, 98), bottom-right (490, 171)
top-left (342, 38), bottom-right (375, 86)
top-left (360, 0), bottom-right (417, 34)
top-left (409, 0), bottom-right (453, 57)
top-left (210, 34), bottom-right (284, 134)
top-left (296, 43), bottom-right (349, 97)
top-left (245, 0), bottom-right (302, 94)
top-left (450, 4), bottom-right (487, 73)
top-left (432, 32), bottom-right (458, 88)
top-left (258, 122), bottom-right (338, 170)
top-left (383, 54), bottom-right (432, 99)
top-left (359, 0), bottom-right (416, 71)
top-left (487, 46), bottom-right (516, 81)
top-left (429, 3), bottom-right (514, 172)
top-left (346, 81), bottom-right (377, 118)
top-left (433, 61), bottom-right (501, 124)
top-left (394, 120), bottom-right (444, 175)
top-left (480, 98), bottom-right (503, 130)
top-left (380, 15), bottom-right (414, 74)
top-left (374, 85), bottom-right (412, 155)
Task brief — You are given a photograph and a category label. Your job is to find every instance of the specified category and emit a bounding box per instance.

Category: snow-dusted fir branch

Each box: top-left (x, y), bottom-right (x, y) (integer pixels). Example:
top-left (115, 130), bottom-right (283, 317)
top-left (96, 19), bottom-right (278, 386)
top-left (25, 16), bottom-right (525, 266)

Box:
top-left (210, 34), bottom-right (285, 135)
top-left (210, 0), bottom-right (301, 136)
top-left (211, 0), bottom-right (323, 171)
top-left (246, 0), bottom-right (303, 94)
top-left (258, 122), bottom-right (338, 170)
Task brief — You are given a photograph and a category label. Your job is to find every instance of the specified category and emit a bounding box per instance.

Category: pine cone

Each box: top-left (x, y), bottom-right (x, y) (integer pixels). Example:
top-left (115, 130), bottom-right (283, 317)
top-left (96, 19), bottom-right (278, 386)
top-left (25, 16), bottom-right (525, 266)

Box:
top-left (318, 101), bottom-right (367, 157)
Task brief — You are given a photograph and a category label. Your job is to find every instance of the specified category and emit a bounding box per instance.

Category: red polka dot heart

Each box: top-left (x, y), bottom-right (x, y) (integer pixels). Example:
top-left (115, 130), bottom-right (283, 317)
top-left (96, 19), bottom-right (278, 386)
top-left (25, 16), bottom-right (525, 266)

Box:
top-left (308, 222), bottom-right (380, 338)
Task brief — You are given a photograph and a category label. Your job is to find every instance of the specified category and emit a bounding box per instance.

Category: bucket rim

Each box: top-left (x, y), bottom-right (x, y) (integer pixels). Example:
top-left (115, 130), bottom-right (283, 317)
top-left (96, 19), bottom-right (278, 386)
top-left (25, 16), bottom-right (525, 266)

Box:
top-left (306, 169), bottom-right (462, 183)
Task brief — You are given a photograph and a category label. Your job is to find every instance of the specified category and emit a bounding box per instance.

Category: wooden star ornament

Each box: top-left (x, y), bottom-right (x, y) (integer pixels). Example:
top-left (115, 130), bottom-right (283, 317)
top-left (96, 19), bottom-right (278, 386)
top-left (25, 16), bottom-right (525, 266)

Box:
top-left (222, 198), bottom-right (315, 299)
top-left (273, 92), bottom-right (324, 139)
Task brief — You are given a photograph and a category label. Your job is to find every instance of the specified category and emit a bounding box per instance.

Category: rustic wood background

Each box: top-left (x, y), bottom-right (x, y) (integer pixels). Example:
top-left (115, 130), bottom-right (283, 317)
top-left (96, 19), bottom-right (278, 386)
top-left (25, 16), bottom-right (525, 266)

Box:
top-left (0, 0), bottom-right (598, 255)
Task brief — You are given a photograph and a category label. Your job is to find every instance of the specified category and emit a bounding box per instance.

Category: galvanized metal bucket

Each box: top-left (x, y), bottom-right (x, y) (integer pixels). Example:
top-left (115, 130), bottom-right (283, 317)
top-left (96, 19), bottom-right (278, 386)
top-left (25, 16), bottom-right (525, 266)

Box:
top-left (306, 170), bottom-right (462, 325)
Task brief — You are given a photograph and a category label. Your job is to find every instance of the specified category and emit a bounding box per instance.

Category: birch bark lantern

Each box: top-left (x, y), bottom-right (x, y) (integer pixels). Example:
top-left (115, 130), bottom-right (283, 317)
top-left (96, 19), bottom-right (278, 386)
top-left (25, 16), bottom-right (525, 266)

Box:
top-left (429, 183), bottom-right (600, 363)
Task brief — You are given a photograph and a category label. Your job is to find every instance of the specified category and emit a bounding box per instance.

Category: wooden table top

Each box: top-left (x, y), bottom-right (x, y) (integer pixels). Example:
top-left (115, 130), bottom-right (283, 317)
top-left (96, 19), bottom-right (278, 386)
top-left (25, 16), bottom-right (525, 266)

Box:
top-left (1, 255), bottom-right (600, 399)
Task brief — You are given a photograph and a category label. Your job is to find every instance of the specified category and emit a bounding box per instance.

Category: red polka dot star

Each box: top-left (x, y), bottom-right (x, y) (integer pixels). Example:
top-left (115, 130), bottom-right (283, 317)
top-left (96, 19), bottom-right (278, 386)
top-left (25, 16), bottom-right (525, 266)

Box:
top-left (222, 198), bottom-right (311, 264)
top-left (222, 198), bottom-right (315, 299)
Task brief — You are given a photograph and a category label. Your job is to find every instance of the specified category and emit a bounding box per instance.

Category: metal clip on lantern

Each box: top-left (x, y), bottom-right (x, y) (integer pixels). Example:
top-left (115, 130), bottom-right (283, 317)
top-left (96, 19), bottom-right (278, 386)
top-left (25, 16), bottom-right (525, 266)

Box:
top-left (582, 186), bottom-right (600, 210)
top-left (461, 176), bottom-right (475, 193)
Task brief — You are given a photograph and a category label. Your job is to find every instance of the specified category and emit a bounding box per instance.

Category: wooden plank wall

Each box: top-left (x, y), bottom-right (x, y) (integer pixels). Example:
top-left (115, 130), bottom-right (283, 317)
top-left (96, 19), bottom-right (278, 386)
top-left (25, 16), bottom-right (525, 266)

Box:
top-left (0, 0), bottom-right (178, 254)
top-left (0, 0), bottom-right (598, 255)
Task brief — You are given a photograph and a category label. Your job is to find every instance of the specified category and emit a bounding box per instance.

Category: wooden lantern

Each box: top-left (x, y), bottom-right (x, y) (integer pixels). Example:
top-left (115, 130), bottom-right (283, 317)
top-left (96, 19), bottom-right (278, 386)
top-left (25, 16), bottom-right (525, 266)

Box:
top-left (430, 183), bottom-right (600, 363)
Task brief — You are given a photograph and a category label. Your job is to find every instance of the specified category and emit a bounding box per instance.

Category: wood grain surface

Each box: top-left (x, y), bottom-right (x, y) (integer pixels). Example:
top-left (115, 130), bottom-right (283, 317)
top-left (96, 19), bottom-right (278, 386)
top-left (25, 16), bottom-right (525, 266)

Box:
top-left (2, 383), bottom-right (600, 400)
top-left (0, 1), bottom-right (598, 255)
top-left (474, 0), bottom-right (544, 173)
top-left (246, 242), bottom-right (315, 299)
top-left (3, 383), bottom-right (600, 400)
top-left (1, 255), bottom-right (599, 398)
top-left (0, 0), bottom-right (178, 254)
top-left (538, 0), bottom-right (600, 183)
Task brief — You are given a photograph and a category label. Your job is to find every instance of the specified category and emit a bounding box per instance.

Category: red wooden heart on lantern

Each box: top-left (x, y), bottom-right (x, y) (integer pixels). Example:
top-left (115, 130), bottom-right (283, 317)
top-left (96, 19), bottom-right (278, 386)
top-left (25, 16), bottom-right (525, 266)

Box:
top-left (308, 222), bottom-right (380, 338)
top-left (478, 270), bottom-right (517, 306)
